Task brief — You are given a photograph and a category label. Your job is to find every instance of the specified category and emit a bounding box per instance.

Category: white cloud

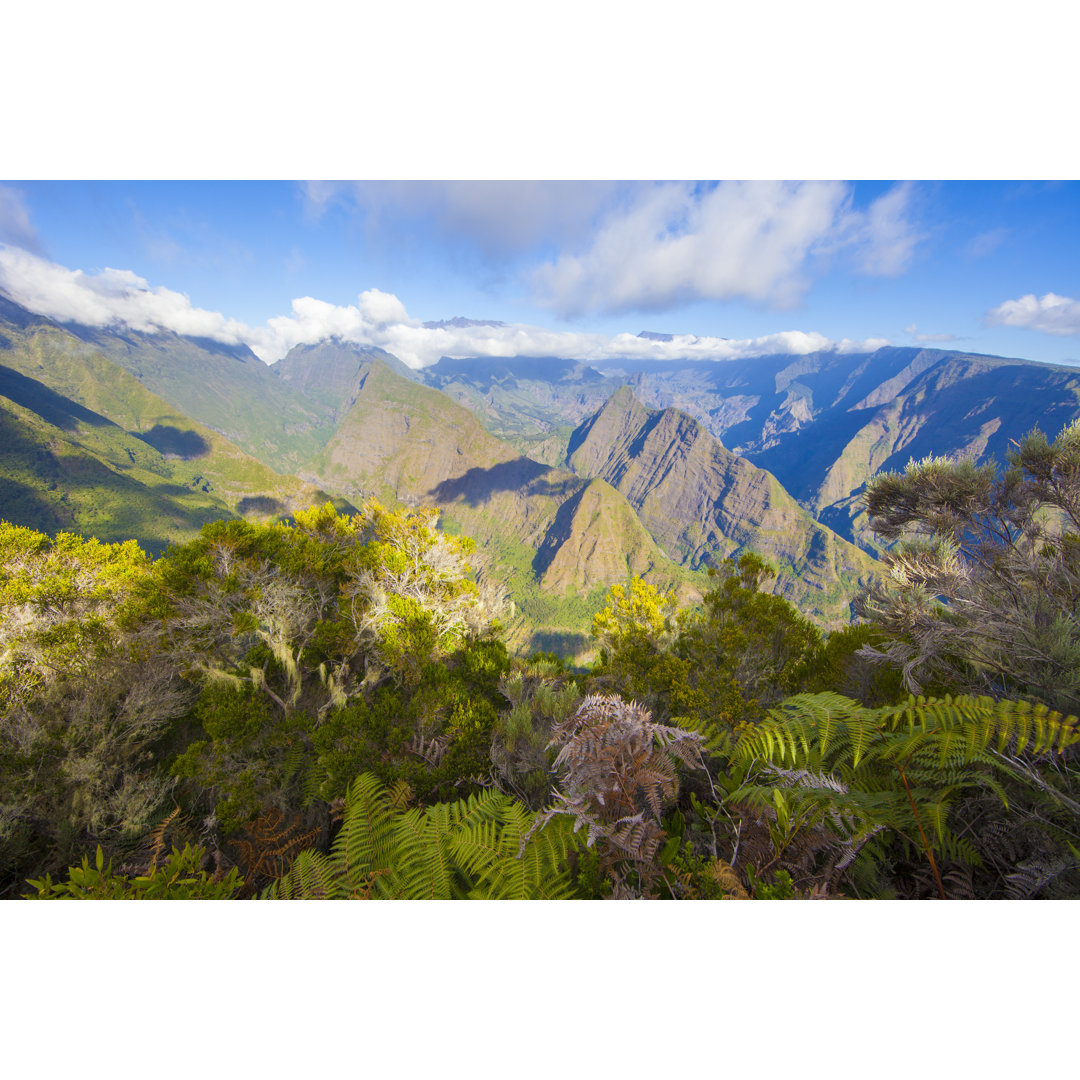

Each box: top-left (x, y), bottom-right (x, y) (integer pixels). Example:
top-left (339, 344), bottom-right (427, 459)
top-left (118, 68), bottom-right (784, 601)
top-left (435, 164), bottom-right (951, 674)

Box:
top-left (987, 292), bottom-right (1080, 337)
top-left (0, 243), bottom-right (253, 343)
top-left (0, 185), bottom-right (43, 254)
top-left (852, 181), bottom-right (920, 276)
top-left (0, 243), bottom-right (890, 368)
top-left (357, 287), bottom-right (411, 327)
top-left (299, 180), bottom-right (622, 256)
top-left (250, 292), bottom-right (887, 368)
top-left (530, 181), bottom-right (921, 317)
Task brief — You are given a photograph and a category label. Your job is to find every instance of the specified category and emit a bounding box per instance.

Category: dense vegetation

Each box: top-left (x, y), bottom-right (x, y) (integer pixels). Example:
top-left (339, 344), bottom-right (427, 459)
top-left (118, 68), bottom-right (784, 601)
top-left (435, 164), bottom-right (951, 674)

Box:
top-left (4, 421), bottom-right (1080, 899)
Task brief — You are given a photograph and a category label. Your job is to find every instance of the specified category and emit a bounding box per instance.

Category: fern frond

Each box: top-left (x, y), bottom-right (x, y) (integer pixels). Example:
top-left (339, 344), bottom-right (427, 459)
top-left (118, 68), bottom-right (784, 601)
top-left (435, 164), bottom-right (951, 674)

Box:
top-left (149, 806), bottom-right (180, 869)
top-left (671, 713), bottom-right (732, 757)
top-left (879, 694), bottom-right (1080, 757)
top-left (264, 849), bottom-right (340, 899)
top-left (454, 807), bottom-right (576, 900)
top-left (392, 802), bottom-right (473, 899)
top-left (262, 773), bottom-right (581, 900)
top-left (386, 778), bottom-right (414, 812)
top-left (1005, 855), bottom-right (1080, 899)
top-left (332, 771), bottom-right (398, 887)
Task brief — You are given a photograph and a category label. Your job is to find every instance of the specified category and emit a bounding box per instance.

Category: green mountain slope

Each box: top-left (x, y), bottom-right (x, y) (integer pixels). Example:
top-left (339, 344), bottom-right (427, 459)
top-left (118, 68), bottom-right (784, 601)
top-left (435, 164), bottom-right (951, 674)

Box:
top-left (0, 381), bottom-right (231, 551)
top-left (271, 339), bottom-right (422, 422)
top-left (0, 313), bottom-right (345, 553)
top-left (565, 386), bottom-right (877, 625)
top-left (47, 314), bottom-right (335, 473)
top-left (304, 354), bottom-right (522, 506)
top-left (533, 476), bottom-right (685, 593)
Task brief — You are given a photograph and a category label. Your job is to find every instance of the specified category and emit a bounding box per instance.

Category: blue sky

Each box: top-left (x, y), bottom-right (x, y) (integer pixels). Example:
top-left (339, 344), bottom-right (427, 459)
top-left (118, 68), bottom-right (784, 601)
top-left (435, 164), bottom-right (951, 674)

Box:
top-left (2, 179), bottom-right (1079, 369)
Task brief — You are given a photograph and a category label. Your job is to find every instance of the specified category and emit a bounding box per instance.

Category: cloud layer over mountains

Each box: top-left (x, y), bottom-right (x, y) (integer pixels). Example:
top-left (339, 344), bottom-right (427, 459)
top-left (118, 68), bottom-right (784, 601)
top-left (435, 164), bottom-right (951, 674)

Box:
top-left (0, 242), bottom-right (889, 368)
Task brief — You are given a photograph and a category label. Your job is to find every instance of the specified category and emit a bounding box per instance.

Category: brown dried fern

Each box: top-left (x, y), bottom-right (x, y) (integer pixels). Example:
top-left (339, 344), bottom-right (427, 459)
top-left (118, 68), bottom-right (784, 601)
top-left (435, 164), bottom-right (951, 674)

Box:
top-left (229, 807), bottom-right (321, 898)
top-left (534, 694), bottom-right (707, 898)
top-left (148, 806), bottom-right (181, 870)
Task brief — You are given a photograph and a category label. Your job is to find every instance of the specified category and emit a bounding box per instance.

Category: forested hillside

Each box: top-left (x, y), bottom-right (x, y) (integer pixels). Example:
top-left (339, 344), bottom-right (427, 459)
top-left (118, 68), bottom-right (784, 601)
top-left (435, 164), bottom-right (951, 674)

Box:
top-left (4, 418), bottom-right (1079, 900)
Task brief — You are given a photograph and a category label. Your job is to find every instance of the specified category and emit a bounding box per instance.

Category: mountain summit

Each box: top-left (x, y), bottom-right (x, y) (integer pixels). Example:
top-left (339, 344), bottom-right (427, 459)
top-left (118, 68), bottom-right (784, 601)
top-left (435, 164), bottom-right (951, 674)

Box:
top-left (565, 387), bottom-right (876, 620)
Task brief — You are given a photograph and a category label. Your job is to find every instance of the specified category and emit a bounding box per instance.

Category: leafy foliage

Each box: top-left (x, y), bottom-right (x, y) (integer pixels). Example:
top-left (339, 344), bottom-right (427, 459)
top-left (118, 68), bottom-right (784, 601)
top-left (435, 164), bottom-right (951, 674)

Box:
top-left (730, 691), bottom-right (1080, 897)
top-left (264, 772), bottom-right (579, 899)
top-left (154, 501), bottom-right (507, 824)
top-left (858, 421), bottom-right (1080, 713)
top-left (590, 555), bottom-right (827, 753)
top-left (25, 842), bottom-right (242, 900)
top-left (0, 524), bottom-right (186, 894)
top-left (677, 553), bottom-right (824, 733)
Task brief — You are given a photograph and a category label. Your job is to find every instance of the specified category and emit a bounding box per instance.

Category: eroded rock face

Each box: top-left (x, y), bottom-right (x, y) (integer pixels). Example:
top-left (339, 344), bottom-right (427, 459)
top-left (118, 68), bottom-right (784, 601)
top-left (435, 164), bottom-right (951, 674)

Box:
top-left (565, 387), bottom-right (877, 624)
top-left (424, 346), bottom-right (1080, 557)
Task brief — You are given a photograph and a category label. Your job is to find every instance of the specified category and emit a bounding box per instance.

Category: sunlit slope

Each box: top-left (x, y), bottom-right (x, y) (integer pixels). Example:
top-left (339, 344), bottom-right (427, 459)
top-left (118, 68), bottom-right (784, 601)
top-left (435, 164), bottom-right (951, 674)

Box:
top-left (0, 384), bottom-right (236, 551)
top-left (42, 312), bottom-right (334, 473)
top-left (566, 386), bottom-right (877, 625)
top-left (0, 313), bottom-right (344, 552)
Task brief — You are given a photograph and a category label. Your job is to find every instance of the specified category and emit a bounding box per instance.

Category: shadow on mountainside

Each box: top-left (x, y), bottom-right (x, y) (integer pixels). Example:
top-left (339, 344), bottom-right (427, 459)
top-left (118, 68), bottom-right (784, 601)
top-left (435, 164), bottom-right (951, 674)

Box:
top-left (133, 425), bottom-right (211, 459)
top-left (0, 364), bottom-right (116, 431)
top-left (428, 458), bottom-right (578, 507)
top-left (237, 495), bottom-right (285, 517)
top-left (525, 629), bottom-right (591, 660)
top-left (531, 484), bottom-right (586, 577)
top-left (0, 476), bottom-right (71, 535)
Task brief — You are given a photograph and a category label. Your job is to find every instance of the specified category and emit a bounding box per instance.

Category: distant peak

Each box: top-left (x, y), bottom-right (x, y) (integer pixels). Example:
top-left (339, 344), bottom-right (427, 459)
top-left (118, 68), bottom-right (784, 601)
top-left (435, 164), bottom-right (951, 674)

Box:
top-left (599, 384), bottom-right (653, 417)
top-left (422, 317), bottom-right (507, 330)
top-left (636, 330), bottom-right (731, 344)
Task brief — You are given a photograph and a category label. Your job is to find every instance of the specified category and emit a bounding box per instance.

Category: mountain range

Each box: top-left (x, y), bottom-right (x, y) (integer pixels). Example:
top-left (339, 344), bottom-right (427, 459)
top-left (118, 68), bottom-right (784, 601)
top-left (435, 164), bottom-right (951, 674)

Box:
top-left (418, 344), bottom-right (1080, 551)
top-left (3, 292), bottom-right (1078, 658)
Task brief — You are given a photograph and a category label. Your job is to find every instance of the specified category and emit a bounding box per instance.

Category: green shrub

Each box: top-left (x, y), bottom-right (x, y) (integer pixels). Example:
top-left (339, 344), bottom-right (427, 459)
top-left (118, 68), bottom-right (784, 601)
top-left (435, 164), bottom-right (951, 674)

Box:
top-left (25, 843), bottom-right (242, 900)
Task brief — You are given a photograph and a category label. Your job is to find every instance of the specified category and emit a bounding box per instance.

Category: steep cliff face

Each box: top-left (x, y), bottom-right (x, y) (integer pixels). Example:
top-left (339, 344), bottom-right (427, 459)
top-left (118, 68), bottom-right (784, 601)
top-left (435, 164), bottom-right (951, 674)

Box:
top-left (565, 387), bottom-right (877, 624)
top-left (757, 351), bottom-right (1080, 548)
